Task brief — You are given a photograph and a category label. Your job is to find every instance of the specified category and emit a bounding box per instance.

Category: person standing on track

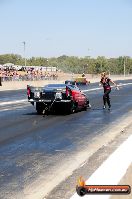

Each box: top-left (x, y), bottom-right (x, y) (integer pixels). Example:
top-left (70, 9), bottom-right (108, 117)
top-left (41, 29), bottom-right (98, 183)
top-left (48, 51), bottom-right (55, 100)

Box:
top-left (99, 72), bottom-right (119, 110)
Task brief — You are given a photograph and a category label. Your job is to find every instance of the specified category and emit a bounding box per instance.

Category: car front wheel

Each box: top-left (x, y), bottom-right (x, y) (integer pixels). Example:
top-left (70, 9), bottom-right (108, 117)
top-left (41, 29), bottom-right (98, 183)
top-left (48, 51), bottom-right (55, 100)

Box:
top-left (66, 101), bottom-right (77, 114)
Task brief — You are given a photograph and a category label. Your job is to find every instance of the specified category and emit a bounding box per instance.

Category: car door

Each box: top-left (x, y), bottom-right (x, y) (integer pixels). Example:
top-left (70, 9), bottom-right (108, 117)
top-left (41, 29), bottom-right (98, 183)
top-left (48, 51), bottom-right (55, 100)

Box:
top-left (72, 89), bottom-right (83, 107)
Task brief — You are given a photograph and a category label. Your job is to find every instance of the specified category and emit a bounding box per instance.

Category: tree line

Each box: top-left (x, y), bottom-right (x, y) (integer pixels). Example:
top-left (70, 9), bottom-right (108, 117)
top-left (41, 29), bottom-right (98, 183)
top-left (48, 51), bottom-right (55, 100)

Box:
top-left (0, 54), bottom-right (132, 75)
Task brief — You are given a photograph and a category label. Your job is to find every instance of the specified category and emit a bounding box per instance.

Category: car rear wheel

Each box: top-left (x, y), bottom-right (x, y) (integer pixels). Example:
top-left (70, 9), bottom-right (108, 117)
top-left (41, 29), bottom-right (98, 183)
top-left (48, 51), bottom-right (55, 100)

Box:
top-left (36, 108), bottom-right (43, 114)
top-left (36, 102), bottom-right (43, 114)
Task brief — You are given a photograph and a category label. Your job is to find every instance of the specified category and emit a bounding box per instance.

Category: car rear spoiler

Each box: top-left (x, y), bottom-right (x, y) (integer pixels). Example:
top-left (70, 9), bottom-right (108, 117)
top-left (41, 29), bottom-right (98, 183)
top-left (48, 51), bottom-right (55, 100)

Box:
top-left (27, 85), bottom-right (43, 92)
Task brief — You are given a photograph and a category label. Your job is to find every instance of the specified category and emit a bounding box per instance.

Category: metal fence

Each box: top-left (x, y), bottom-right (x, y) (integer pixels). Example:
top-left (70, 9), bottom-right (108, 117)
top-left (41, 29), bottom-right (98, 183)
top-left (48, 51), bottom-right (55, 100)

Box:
top-left (1, 74), bottom-right (58, 82)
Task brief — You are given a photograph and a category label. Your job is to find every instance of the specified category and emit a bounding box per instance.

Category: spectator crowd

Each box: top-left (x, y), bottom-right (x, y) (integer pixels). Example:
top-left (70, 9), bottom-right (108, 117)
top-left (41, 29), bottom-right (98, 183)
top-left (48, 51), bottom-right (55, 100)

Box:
top-left (0, 66), bottom-right (58, 82)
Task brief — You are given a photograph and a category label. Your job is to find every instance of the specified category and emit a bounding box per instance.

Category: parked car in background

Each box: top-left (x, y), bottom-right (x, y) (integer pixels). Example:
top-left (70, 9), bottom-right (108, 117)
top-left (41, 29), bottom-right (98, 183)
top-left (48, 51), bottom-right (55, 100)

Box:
top-left (65, 77), bottom-right (90, 85)
top-left (74, 77), bottom-right (90, 85)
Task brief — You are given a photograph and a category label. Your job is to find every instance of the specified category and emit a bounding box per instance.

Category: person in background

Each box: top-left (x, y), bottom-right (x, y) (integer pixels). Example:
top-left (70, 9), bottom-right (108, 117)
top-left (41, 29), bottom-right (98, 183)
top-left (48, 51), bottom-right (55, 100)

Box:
top-left (82, 73), bottom-right (85, 77)
top-left (99, 72), bottom-right (119, 110)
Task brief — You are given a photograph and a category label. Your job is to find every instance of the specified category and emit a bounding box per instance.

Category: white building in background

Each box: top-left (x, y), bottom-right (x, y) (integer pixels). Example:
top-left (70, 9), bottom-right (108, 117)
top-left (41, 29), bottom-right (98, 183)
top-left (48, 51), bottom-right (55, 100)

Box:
top-left (1, 64), bottom-right (57, 72)
top-left (3, 63), bottom-right (14, 67)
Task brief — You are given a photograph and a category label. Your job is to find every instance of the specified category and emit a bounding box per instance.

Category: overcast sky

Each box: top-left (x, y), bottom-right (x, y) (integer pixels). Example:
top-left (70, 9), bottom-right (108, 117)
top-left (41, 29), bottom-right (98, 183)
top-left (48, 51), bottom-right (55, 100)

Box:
top-left (0, 0), bottom-right (132, 58)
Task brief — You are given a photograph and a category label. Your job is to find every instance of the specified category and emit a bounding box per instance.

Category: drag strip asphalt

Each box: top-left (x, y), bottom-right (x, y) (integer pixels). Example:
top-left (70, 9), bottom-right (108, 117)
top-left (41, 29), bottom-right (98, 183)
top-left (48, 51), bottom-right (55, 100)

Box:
top-left (0, 79), bottom-right (132, 199)
top-left (0, 79), bottom-right (132, 109)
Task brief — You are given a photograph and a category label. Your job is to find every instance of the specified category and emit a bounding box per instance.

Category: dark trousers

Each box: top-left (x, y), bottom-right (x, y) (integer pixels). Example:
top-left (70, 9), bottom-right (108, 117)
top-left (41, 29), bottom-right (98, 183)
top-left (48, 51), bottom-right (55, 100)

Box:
top-left (103, 89), bottom-right (111, 107)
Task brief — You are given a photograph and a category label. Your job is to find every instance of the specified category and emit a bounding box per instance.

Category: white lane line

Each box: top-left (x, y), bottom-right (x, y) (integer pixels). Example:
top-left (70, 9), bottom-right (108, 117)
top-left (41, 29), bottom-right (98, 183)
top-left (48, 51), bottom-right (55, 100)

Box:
top-left (83, 87), bottom-right (102, 92)
top-left (0, 104), bottom-right (30, 112)
top-left (0, 99), bottom-right (27, 106)
top-left (82, 82), bottom-right (132, 92)
top-left (70, 134), bottom-right (132, 199)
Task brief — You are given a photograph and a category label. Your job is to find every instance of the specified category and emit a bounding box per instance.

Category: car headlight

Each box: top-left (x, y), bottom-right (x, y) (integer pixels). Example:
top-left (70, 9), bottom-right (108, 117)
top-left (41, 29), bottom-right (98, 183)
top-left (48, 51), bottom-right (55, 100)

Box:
top-left (55, 92), bottom-right (62, 99)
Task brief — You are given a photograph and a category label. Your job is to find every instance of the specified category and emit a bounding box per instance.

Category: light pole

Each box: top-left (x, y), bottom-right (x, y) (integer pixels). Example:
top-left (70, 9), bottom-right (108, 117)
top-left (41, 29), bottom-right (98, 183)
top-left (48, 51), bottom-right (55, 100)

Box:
top-left (22, 41), bottom-right (26, 68)
top-left (124, 56), bottom-right (126, 77)
top-left (87, 48), bottom-right (91, 74)
top-left (47, 59), bottom-right (48, 66)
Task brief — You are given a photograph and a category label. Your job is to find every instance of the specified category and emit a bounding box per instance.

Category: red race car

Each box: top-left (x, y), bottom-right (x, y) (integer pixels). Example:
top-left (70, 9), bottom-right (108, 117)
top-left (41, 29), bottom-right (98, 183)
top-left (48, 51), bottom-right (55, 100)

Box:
top-left (27, 83), bottom-right (91, 114)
